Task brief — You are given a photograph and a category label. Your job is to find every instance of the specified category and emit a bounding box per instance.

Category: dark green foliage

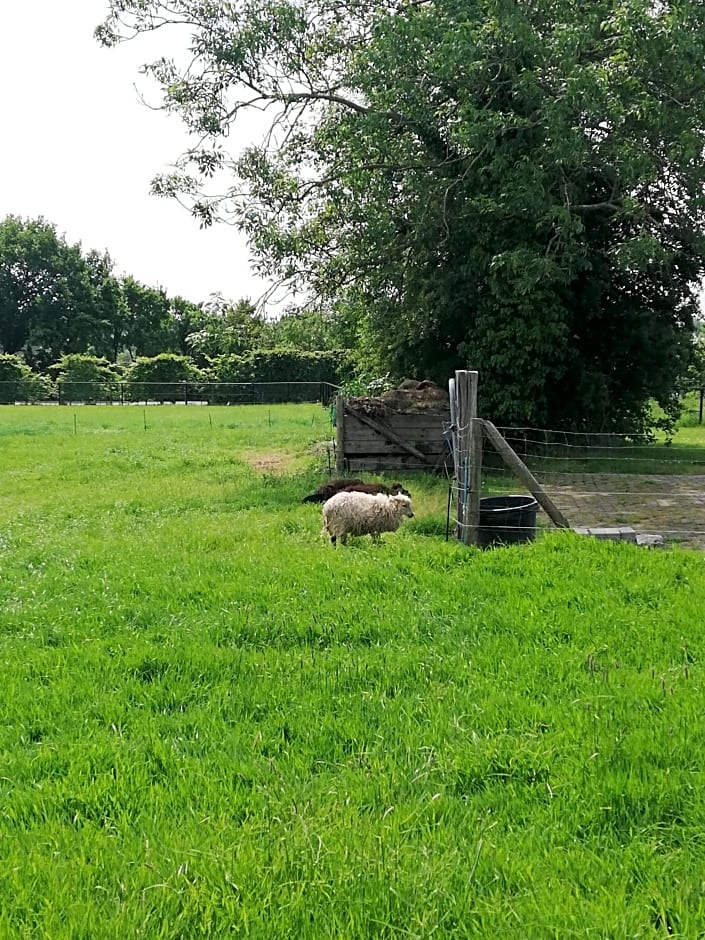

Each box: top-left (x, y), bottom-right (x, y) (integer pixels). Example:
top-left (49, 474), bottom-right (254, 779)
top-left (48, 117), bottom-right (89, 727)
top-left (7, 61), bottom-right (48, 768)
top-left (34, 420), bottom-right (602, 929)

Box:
top-left (169, 295), bottom-right (207, 358)
top-left (208, 348), bottom-right (345, 401)
top-left (50, 354), bottom-right (122, 404)
top-left (99, 0), bottom-right (705, 434)
top-left (0, 216), bottom-right (210, 369)
top-left (83, 249), bottom-right (131, 361)
top-left (184, 296), bottom-right (267, 365)
top-left (0, 354), bottom-right (52, 404)
top-left (268, 307), bottom-right (351, 352)
top-left (123, 353), bottom-right (205, 402)
top-left (0, 216), bottom-right (100, 367)
top-left (212, 348), bottom-right (344, 383)
top-left (119, 276), bottom-right (178, 359)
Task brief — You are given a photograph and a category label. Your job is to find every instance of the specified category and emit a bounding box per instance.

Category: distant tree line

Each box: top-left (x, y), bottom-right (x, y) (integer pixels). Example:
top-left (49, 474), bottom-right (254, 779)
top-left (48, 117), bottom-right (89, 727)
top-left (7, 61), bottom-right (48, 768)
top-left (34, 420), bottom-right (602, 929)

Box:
top-left (0, 215), bottom-right (350, 397)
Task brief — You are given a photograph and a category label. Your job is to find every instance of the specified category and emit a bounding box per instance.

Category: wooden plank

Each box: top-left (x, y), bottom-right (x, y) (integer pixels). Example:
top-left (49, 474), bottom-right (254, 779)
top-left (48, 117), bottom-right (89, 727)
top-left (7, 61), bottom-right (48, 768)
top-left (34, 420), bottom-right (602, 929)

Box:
top-left (382, 425), bottom-right (448, 444)
top-left (345, 416), bottom-right (434, 433)
top-left (482, 420), bottom-right (570, 529)
top-left (343, 437), bottom-right (445, 456)
top-left (345, 456), bottom-right (431, 466)
top-left (345, 458), bottom-right (431, 473)
top-left (381, 412), bottom-right (450, 427)
top-left (344, 447), bottom-right (446, 460)
top-left (346, 409), bottom-right (450, 436)
top-left (344, 425), bottom-right (447, 446)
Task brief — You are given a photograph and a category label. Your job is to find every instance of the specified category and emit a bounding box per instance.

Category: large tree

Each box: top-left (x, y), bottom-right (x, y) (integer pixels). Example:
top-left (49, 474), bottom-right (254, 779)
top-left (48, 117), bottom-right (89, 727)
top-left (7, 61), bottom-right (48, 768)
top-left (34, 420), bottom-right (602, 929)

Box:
top-left (98, 0), bottom-right (705, 432)
top-left (119, 276), bottom-right (177, 359)
top-left (0, 216), bottom-right (101, 366)
top-left (0, 216), bottom-right (207, 368)
top-left (84, 249), bottom-right (131, 361)
top-left (183, 295), bottom-right (268, 364)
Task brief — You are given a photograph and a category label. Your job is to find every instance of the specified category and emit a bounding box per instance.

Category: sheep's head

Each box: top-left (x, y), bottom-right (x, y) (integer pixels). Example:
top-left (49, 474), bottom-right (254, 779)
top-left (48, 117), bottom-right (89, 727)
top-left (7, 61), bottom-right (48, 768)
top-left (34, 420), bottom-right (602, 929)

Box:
top-left (391, 494), bottom-right (414, 518)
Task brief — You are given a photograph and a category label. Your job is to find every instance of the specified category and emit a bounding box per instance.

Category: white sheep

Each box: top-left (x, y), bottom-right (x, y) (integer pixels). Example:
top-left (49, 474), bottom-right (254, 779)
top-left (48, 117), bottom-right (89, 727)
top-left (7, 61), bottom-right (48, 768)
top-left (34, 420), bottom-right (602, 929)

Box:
top-left (321, 491), bottom-right (414, 546)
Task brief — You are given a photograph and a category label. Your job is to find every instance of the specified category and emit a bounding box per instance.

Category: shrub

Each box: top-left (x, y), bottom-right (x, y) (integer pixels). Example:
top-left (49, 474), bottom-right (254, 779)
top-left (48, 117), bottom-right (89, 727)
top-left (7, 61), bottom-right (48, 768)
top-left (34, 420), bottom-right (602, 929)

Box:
top-left (0, 354), bottom-right (53, 403)
top-left (51, 354), bottom-right (122, 403)
top-left (208, 348), bottom-right (346, 402)
top-left (123, 354), bottom-right (205, 402)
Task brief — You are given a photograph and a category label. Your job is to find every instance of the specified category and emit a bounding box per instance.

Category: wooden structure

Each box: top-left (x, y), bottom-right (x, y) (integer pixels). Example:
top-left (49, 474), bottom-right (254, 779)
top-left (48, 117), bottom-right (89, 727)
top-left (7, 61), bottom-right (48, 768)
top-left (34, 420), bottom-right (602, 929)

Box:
top-left (335, 391), bottom-right (450, 473)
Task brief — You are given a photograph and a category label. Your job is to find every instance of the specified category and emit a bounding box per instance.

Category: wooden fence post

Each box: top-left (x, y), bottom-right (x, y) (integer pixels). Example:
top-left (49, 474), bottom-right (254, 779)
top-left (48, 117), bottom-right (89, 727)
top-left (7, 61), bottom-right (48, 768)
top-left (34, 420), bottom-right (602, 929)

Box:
top-left (335, 394), bottom-right (345, 473)
top-left (454, 370), bottom-right (482, 545)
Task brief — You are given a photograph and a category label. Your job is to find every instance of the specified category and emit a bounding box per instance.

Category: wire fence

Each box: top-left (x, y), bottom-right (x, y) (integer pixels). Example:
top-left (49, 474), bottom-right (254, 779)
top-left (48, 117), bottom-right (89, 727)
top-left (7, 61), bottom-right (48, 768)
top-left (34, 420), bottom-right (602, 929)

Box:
top-left (464, 424), bottom-right (705, 550)
top-left (0, 380), bottom-right (341, 407)
top-left (442, 412), bottom-right (705, 549)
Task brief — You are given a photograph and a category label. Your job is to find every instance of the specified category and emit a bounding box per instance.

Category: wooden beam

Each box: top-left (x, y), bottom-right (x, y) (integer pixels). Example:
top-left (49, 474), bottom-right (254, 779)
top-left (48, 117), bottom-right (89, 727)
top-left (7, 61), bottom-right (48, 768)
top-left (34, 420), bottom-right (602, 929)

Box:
top-left (481, 420), bottom-right (570, 529)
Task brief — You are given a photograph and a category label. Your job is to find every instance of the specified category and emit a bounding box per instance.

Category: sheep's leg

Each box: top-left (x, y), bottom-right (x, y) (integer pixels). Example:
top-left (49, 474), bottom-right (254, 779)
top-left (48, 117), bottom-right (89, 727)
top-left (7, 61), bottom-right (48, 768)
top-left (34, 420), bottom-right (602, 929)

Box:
top-left (340, 533), bottom-right (348, 546)
top-left (371, 533), bottom-right (381, 544)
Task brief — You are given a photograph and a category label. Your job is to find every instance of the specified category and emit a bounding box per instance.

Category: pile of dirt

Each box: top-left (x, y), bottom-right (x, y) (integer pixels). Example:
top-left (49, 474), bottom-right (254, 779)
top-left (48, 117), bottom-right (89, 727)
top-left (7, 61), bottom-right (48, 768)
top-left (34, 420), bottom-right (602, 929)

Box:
top-left (348, 379), bottom-right (449, 416)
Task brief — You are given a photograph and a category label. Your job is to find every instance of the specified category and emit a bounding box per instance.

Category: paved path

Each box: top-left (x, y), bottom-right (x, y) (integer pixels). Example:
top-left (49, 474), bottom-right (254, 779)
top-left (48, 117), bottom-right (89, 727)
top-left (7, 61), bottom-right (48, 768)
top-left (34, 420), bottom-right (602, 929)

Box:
top-left (538, 473), bottom-right (705, 550)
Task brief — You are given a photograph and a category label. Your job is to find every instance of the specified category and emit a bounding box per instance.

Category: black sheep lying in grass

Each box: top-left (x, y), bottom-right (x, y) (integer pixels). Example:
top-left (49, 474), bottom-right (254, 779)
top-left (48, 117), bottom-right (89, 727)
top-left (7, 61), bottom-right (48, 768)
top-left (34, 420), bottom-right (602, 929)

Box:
top-left (302, 478), bottom-right (411, 504)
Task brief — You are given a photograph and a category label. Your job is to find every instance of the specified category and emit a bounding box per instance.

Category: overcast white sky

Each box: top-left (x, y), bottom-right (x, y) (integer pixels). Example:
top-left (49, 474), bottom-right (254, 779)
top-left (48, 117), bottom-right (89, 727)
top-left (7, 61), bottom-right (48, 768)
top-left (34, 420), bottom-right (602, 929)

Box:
top-left (0, 0), bottom-right (270, 307)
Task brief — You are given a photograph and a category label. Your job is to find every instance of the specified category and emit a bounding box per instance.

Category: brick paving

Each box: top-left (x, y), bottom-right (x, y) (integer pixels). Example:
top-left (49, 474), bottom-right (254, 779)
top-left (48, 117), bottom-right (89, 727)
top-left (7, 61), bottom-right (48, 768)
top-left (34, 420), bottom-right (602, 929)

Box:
top-left (537, 473), bottom-right (705, 550)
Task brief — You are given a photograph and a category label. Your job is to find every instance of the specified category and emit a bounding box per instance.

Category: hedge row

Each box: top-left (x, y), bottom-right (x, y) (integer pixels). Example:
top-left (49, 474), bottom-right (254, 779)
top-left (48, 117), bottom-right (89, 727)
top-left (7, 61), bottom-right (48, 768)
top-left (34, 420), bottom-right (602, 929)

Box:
top-left (0, 350), bottom-right (346, 403)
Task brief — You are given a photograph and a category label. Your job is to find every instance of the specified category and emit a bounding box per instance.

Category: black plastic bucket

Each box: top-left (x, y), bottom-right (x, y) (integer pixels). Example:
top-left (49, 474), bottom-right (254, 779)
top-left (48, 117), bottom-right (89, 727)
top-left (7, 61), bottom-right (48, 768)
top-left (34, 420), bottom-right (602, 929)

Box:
top-left (478, 495), bottom-right (539, 548)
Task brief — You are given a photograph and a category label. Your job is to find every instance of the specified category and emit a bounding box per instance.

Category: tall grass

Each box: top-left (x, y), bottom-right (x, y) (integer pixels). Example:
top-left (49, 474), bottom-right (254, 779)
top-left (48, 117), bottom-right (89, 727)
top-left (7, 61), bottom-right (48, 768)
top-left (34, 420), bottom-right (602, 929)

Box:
top-left (1, 405), bottom-right (704, 937)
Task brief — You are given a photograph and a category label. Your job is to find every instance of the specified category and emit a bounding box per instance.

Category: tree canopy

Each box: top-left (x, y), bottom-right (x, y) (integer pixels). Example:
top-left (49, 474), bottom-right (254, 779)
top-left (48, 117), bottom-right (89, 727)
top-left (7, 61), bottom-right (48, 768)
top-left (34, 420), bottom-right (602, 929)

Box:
top-left (0, 216), bottom-right (98, 367)
top-left (0, 215), bottom-right (205, 366)
top-left (98, 0), bottom-right (705, 433)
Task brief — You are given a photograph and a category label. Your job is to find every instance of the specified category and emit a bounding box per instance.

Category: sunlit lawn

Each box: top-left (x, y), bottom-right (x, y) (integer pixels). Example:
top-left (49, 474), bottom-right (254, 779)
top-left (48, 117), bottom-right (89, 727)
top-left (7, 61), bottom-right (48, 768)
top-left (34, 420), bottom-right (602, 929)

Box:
top-left (1, 404), bottom-right (705, 937)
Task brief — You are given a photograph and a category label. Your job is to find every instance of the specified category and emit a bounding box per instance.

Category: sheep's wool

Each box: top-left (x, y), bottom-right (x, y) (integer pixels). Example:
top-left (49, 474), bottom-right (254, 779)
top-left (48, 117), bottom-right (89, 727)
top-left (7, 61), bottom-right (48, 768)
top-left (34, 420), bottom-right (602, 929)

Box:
top-left (322, 491), bottom-right (413, 545)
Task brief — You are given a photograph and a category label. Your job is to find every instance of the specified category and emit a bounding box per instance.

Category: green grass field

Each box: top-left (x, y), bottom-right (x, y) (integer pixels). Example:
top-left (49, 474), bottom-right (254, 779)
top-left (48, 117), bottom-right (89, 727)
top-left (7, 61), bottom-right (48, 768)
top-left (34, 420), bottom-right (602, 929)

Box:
top-left (1, 404), bottom-right (705, 937)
